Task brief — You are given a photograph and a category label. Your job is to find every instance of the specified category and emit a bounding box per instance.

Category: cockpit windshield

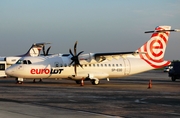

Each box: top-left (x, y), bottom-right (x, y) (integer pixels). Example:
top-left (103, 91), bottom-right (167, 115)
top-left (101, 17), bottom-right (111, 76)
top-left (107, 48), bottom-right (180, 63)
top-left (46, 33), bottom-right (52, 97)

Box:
top-left (16, 60), bottom-right (32, 64)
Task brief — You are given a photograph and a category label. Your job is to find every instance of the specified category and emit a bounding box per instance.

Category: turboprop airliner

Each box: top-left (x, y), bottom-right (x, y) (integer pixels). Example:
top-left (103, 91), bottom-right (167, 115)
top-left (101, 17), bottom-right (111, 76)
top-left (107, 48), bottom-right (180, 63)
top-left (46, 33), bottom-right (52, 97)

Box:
top-left (0, 42), bottom-right (51, 77)
top-left (5, 26), bottom-right (180, 84)
top-left (0, 42), bottom-right (51, 67)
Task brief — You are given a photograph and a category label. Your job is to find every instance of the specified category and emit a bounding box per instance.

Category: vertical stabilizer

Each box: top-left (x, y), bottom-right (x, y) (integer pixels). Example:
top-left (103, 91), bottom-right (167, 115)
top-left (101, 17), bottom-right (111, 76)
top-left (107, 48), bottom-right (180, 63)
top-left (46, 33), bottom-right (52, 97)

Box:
top-left (19, 43), bottom-right (50, 57)
top-left (137, 26), bottom-right (171, 68)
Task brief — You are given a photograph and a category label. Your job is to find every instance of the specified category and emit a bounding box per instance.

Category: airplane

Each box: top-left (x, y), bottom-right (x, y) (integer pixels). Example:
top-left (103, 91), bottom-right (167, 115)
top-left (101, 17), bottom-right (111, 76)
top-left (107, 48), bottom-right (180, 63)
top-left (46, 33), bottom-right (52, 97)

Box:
top-left (5, 26), bottom-right (180, 85)
top-left (0, 42), bottom-right (51, 77)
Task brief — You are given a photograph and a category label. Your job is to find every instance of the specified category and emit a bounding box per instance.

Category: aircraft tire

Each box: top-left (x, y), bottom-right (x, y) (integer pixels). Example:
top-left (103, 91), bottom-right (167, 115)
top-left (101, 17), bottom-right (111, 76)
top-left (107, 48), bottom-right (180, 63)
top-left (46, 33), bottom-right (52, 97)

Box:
top-left (15, 78), bottom-right (23, 84)
top-left (91, 79), bottom-right (100, 85)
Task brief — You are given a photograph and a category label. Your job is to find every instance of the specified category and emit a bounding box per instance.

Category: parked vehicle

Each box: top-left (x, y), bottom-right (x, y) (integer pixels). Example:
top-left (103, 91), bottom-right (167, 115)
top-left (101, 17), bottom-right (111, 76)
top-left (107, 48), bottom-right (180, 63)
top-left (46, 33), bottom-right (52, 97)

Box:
top-left (0, 61), bottom-right (7, 78)
top-left (163, 65), bottom-right (173, 72)
top-left (168, 62), bottom-right (180, 81)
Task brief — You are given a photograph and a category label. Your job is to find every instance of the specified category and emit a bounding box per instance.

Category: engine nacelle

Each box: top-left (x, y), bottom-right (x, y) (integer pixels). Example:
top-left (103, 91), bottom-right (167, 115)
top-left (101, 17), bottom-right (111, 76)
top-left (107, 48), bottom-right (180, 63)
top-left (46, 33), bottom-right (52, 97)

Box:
top-left (79, 53), bottom-right (107, 64)
top-left (79, 53), bottom-right (93, 64)
top-left (5, 56), bottom-right (21, 65)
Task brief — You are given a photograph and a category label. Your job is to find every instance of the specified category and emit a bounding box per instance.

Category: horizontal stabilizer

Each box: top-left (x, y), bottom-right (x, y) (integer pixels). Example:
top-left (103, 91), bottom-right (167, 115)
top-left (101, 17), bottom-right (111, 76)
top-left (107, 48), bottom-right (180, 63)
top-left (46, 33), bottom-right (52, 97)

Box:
top-left (32, 42), bottom-right (51, 46)
top-left (145, 29), bottom-right (180, 33)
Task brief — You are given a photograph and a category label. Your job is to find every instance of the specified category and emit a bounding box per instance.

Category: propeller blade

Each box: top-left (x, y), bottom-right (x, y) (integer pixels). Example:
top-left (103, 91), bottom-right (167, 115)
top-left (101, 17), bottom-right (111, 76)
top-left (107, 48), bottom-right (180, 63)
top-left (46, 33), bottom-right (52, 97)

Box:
top-left (69, 41), bottom-right (84, 75)
top-left (74, 41), bottom-right (77, 56)
top-left (77, 51), bottom-right (84, 56)
top-left (74, 65), bottom-right (77, 75)
top-left (79, 64), bottom-right (83, 69)
top-left (46, 46), bottom-right (51, 56)
top-left (43, 46), bottom-right (46, 56)
top-left (69, 60), bottom-right (74, 66)
top-left (69, 49), bottom-right (74, 57)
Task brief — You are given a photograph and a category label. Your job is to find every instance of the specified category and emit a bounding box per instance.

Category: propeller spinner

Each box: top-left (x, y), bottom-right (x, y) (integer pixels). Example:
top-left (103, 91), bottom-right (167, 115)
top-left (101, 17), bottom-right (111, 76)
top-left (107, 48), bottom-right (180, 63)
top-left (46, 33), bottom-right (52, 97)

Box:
top-left (69, 41), bottom-right (84, 75)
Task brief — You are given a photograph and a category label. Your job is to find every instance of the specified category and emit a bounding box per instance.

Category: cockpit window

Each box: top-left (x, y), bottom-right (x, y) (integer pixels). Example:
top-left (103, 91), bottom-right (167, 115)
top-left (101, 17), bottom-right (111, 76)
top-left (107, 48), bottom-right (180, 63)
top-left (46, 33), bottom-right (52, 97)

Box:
top-left (28, 60), bottom-right (32, 64)
top-left (23, 60), bottom-right (27, 64)
top-left (16, 60), bottom-right (32, 64)
top-left (16, 60), bottom-right (23, 64)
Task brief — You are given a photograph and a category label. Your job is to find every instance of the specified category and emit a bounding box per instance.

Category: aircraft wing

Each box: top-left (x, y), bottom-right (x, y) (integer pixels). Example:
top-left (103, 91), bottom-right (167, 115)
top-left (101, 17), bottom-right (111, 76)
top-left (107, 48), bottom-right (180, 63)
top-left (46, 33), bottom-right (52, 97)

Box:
top-left (94, 51), bottom-right (138, 57)
top-left (93, 51), bottom-right (144, 62)
top-left (79, 51), bottom-right (145, 63)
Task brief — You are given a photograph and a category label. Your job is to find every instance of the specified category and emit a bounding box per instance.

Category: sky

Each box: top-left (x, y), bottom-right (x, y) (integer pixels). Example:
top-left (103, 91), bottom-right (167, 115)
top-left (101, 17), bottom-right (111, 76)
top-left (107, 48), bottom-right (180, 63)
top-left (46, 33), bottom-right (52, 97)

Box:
top-left (0, 0), bottom-right (180, 60)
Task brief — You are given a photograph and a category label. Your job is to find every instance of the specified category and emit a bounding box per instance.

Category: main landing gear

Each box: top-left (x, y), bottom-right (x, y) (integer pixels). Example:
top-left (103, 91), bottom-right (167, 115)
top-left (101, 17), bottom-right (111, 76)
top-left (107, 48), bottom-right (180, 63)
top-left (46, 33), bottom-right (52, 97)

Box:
top-left (91, 79), bottom-right (100, 85)
top-left (75, 79), bottom-right (100, 85)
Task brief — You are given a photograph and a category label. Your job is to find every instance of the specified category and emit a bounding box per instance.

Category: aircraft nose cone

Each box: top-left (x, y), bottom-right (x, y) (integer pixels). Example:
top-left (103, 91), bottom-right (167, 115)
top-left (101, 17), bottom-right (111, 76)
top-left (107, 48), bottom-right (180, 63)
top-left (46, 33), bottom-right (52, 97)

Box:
top-left (5, 67), bottom-right (14, 76)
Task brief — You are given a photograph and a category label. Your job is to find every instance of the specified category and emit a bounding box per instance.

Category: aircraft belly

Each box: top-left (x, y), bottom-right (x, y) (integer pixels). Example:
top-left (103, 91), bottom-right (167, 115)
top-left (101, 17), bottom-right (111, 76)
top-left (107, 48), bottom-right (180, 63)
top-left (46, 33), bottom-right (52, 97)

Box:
top-left (67, 69), bottom-right (109, 80)
top-left (24, 74), bottom-right (50, 78)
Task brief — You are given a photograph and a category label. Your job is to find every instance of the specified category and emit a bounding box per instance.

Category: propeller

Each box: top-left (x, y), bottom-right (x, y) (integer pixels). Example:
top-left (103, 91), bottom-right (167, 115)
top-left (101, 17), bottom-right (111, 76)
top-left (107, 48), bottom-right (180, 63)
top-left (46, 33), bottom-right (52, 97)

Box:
top-left (43, 45), bottom-right (51, 56)
top-left (69, 41), bottom-right (84, 75)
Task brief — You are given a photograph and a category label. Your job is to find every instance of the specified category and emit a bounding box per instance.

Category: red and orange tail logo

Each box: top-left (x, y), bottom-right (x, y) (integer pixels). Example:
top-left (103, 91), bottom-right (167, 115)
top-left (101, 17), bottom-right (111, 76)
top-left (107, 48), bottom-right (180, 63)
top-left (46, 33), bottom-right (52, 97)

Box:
top-left (137, 26), bottom-right (171, 68)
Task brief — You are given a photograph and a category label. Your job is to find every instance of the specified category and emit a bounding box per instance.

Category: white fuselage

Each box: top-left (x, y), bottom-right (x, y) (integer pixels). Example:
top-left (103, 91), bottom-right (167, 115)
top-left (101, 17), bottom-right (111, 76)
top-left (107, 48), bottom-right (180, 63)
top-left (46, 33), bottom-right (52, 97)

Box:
top-left (5, 55), bottom-right (153, 80)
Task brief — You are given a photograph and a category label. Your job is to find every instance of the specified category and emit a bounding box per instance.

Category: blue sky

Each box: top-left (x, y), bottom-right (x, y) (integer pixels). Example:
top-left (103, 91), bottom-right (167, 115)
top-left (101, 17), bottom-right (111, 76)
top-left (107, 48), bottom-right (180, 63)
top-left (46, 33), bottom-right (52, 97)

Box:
top-left (0, 0), bottom-right (180, 60)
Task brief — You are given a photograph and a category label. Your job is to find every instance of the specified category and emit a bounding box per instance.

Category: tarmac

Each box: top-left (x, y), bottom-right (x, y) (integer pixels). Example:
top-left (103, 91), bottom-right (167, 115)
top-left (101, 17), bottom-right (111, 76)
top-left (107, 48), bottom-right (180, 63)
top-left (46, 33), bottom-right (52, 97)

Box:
top-left (0, 70), bottom-right (180, 118)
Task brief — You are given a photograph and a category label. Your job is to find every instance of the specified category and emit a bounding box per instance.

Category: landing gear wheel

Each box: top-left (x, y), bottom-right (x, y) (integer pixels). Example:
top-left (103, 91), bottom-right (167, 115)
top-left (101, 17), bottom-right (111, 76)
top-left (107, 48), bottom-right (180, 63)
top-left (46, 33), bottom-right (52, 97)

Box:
top-left (15, 78), bottom-right (23, 84)
top-left (16, 80), bottom-right (23, 84)
top-left (91, 79), bottom-right (100, 85)
top-left (17, 81), bottom-right (23, 84)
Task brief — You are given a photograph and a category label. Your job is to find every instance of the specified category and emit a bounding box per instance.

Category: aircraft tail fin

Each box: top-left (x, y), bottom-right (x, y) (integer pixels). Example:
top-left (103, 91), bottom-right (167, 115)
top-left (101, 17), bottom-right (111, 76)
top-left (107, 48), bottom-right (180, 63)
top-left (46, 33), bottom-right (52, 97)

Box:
top-left (137, 26), bottom-right (171, 68)
top-left (19, 43), bottom-right (50, 57)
